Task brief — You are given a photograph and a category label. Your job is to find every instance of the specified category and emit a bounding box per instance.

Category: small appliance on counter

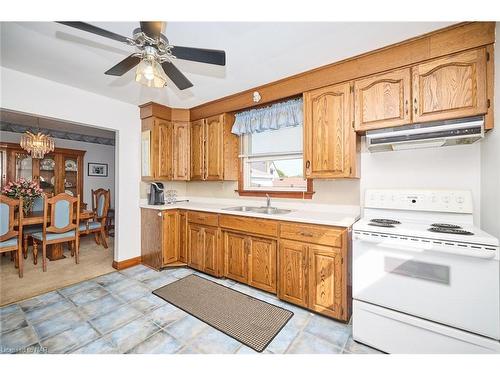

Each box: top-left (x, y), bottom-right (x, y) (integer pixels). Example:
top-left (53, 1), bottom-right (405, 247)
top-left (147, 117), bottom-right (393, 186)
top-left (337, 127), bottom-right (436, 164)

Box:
top-left (148, 182), bottom-right (165, 205)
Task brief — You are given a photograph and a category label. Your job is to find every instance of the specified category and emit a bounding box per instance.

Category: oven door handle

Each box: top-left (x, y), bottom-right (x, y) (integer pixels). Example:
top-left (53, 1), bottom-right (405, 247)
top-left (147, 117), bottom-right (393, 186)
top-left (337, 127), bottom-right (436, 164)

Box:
top-left (354, 234), bottom-right (496, 259)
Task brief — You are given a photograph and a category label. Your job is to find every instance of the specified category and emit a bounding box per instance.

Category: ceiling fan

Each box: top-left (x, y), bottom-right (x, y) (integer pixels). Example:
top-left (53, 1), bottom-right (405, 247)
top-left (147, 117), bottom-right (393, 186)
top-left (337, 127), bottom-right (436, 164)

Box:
top-left (57, 21), bottom-right (226, 90)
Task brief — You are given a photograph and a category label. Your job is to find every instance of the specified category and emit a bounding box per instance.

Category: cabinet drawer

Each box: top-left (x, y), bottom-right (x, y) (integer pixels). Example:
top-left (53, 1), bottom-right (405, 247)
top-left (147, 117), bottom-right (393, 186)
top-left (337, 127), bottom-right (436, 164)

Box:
top-left (280, 222), bottom-right (344, 247)
top-left (219, 215), bottom-right (278, 238)
top-left (188, 211), bottom-right (219, 227)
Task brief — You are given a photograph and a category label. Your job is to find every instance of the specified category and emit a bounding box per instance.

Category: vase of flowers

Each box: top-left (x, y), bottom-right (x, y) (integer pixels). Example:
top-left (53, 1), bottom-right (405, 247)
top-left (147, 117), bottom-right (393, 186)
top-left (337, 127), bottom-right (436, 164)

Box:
top-left (2, 178), bottom-right (43, 216)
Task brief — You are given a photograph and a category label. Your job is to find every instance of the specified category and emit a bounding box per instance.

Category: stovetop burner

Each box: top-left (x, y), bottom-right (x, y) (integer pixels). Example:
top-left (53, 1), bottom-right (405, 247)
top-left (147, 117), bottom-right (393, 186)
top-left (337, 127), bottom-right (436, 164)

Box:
top-left (368, 222), bottom-right (395, 228)
top-left (428, 227), bottom-right (474, 235)
top-left (370, 219), bottom-right (401, 225)
top-left (431, 223), bottom-right (462, 229)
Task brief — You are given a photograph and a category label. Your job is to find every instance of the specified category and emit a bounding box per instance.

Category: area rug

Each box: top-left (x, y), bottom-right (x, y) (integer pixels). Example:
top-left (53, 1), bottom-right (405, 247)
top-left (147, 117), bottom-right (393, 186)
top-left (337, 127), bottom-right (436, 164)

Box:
top-left (153, 274), bottom-right (293, 352)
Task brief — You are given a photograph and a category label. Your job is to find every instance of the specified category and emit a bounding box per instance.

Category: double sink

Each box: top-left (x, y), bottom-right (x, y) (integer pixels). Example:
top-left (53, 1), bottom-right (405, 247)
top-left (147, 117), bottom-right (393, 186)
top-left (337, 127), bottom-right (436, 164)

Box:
top-left (221, 206), bottom-right (292, 215)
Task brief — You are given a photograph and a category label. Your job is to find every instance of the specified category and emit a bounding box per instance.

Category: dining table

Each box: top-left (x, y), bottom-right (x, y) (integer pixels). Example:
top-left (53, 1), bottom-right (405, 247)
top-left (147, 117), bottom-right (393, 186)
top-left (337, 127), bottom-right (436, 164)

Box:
top-left (18, 209), bottom-right (95, 261)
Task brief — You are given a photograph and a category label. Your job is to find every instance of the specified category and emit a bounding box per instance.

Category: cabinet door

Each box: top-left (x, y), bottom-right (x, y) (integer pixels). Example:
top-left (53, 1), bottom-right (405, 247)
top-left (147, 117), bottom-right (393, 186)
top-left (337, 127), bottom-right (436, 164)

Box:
top-left (354, 68), bottom-right (411, 131)
top-left (178, 211), bottom-right (187, 263)
top-left (157, 119), bottom-right (173, 179)
top-left (248, 236), bottom-right (277, 293)
top-left (412, 48), bottom-right (487, 123)
top-left (190, 119), bottom-right (205, 181)
top-left (187, 224), bottom-right (204, 271)
top-left (203, 226), bottom-right (220, 277)
top-left (223, 231), bottom-right (248, 284)
top-left (162, 210), bottom-right (178, 265)
top-left (173, 122), bottom-right (190, 181)
top-left (278, 239), bottom-right (308, 308)
top-left (204, 115), bottom-right (224, 181)
top-left (303, 82), bottom-right (353, 178)
top-left (308, 244), bottom-right (345, 320)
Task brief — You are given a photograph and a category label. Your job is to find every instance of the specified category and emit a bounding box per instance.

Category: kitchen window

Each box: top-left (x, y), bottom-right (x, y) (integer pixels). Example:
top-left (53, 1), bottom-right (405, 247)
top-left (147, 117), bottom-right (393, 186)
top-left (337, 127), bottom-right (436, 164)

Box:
top-left (232, 98), bottom-right (313, 198)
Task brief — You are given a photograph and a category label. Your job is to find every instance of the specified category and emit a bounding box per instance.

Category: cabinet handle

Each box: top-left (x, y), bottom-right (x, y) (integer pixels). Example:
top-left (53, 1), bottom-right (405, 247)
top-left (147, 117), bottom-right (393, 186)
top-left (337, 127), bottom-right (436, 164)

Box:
top-left (305, 160), bottom-right (311, 175)
top-left (299, 231), bottom-right (314, 237)
top-left (414, 98), bottom-right (418, 115)
top-left (405, 100), bottom-right (408, 115)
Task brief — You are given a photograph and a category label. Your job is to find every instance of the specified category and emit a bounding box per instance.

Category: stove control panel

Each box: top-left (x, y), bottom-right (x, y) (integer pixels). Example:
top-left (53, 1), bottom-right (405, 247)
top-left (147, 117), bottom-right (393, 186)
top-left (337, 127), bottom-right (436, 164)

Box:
top-left (364, 189), bottom-right (473, 213)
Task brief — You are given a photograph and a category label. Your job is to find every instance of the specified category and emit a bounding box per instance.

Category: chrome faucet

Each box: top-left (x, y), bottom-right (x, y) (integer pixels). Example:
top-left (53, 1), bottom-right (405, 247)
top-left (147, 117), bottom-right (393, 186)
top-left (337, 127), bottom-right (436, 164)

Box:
top-left (266, 194), bottom-right (271, 208)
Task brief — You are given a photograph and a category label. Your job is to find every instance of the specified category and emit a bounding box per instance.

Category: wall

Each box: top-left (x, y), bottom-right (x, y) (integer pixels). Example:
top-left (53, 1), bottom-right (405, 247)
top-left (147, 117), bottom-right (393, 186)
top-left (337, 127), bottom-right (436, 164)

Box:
top-left (480, 22), bottom-right (500, 239)
top-left (0, 67), bottom-right (140, 262)
top-left (0, 130), bottom-right (115, 208)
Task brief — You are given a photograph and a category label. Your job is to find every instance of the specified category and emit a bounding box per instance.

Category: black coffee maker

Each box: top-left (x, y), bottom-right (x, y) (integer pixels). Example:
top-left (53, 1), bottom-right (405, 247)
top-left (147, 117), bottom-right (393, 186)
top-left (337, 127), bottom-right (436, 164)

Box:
top-left (148, 182), bottom-right (165, 205)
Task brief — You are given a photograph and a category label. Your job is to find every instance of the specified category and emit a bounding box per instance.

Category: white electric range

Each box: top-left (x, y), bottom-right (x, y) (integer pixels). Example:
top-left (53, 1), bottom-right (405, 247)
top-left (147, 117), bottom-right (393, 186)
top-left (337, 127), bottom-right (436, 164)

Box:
top-left (352, 189), bottom-right (500, 354)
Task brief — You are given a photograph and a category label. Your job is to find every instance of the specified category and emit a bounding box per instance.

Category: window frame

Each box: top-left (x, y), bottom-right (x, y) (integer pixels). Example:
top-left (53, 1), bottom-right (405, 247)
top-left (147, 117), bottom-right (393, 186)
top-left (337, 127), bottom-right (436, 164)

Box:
top-left (236, 130), bottom-right (314, 199)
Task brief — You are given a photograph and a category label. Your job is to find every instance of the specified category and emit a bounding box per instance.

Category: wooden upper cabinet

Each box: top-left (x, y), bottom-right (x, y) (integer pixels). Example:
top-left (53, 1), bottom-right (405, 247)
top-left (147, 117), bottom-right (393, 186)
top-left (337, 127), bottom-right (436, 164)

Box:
top-left (172, 122), bottom-right (190, 181)
top-left (303, 82), bottom-right (356, 179)
top-left (205, 115), bottom-right (224, 180)
top-left (224, 231), bottom-right (248, 284)
top-left (190, 119), bottom-right (205, 181)
top-left (308, 244), bottom-right (345, 320)
top-left (412, 48), bottom-right (487, 123)
top-left (248, 237), bottom-right (277, 294)
top-left (278, 239), bottom-right (308, 308)
top-left (354, 68), bottom-right (411, 131)
top-left (156, 119), bottom-right (173, 179)
top-left (162, 210), bottom-right (178, 265)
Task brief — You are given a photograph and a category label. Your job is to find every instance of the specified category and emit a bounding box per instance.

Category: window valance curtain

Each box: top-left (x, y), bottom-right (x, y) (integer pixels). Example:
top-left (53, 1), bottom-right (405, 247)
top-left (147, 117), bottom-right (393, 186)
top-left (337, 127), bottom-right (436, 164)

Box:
top-left (231, 98), bottom-right (303, 136)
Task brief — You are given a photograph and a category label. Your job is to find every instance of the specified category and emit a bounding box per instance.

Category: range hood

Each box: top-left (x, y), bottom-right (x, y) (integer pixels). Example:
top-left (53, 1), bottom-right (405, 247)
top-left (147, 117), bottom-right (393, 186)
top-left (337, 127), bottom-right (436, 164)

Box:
top-left (366, 116), bottom-right (484, 152)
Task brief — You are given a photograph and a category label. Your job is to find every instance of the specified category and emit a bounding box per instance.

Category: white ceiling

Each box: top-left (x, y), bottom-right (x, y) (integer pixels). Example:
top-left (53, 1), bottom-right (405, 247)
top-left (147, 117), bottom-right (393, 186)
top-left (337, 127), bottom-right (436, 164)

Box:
top-left (0, 21), bottom-right (455, 108)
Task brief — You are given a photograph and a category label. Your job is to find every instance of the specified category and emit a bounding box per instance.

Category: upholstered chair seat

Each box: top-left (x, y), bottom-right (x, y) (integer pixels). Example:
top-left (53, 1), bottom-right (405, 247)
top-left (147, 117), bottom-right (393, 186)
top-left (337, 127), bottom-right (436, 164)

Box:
top-left (0, 238), bottom-right (18, 248)
top-left (31, 230), bottom-right (76, 241)
top-left (79, 221), bottom-right (101, 231)
top-left (0, 195), bottom-right (23, 277)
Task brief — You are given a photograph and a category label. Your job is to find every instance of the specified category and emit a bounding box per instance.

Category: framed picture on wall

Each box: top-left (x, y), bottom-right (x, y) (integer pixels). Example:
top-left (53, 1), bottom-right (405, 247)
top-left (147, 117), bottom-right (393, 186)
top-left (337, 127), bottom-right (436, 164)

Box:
top-left (88, 162), bottom-right (108, 177)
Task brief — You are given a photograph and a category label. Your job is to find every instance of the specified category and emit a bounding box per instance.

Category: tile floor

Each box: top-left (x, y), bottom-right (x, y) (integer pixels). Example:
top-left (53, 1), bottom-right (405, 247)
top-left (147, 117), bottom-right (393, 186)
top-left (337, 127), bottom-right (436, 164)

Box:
top-left (0, 265), bottom-right (382, 354)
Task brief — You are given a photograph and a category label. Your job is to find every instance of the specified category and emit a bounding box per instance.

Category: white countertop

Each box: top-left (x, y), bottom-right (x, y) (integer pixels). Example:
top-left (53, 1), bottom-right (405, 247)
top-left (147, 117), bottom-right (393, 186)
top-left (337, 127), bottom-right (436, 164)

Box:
top-left (139, 197), bottom-right (360, 227)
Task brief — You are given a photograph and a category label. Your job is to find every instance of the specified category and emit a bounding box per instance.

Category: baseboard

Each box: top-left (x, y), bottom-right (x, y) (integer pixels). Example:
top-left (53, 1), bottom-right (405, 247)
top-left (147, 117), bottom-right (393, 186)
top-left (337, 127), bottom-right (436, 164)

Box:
top-left (112, 256), bottom-right (142, 270)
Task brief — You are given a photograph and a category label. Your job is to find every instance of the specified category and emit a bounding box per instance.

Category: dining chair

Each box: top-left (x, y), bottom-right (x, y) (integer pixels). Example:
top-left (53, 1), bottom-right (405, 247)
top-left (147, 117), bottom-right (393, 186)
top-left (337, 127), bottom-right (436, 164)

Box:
top-left (0, 195), bottom-right (23, 278)
top-left (31, 193), bottom-right (80, 272)
top-left (80, 188), bottom-right (110, 249)
top-left (23, 194), bottom-right (46, 260)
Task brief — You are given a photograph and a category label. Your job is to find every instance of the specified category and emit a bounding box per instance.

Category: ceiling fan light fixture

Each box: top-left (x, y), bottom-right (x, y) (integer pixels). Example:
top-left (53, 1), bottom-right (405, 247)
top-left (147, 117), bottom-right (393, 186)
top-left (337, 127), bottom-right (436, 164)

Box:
top-left (135, 55), bottom-right (167, 88)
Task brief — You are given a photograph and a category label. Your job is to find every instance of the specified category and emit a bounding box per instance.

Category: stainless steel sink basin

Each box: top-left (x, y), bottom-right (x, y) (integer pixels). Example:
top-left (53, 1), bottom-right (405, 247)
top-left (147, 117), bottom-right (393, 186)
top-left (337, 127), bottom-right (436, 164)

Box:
top-left (221, 206), bottom-right (292, 215)
top-left (221, 206), bottom-right (261, 212)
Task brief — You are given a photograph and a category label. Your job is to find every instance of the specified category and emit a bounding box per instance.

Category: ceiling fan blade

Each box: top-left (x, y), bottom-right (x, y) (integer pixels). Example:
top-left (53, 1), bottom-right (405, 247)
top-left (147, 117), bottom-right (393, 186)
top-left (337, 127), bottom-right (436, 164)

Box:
top-left (170, 46), bottom-right (226, 66)
top-left (140, 21), bottom-right (163, 40)
top-left (161, 61), bottom-right (193, 90)
top-left (57, 22), bottom-right (130, 44)
top-left (105, 55), bottom-right (141, 76)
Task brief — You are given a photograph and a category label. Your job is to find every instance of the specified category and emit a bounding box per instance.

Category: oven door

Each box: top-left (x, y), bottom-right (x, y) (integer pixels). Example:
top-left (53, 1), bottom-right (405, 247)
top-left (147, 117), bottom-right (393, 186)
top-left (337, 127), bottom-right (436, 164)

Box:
top-left (353, 232), bottom-right (500, 339)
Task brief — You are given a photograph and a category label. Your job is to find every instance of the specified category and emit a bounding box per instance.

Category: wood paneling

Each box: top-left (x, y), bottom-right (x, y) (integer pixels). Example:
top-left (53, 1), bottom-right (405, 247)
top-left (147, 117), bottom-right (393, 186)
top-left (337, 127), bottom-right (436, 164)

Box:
top-left (280, 222), bottom-right (343, 248)
top-left (354, 68), bottom-right (411, 131)
top-left (178, 210), bottom-right (187, 263)
top-left (162, 210), bottom-right (178, 265)
top-left (190, 23), bottom-right (495, 120)
top-left (248, 236), bottom-right (277, 293)
top-left (278, 239), bottom-right (308, 308)
top-left (172, 122), bottom-right (190, 180)
top-left (141, 208), bottom-right (163, 270)
top-left (187, 223), bottom-right (204, 271)
top-left (187, 211), bottom-right (219, 227)
top-left (224, 231), bottom-right (248, 283)
top-left (308, 244), bottom-right (345, 320)
top-left (412, 48), bottom-right (487, 123)
top-left (304, 82), bottom-right (356, 178)
top-left (205, 115), bottom-right (224, 180)
top-left (190, 119), bottom-right (205, 181)
top-left (219, 214), bottom-right (279, 238)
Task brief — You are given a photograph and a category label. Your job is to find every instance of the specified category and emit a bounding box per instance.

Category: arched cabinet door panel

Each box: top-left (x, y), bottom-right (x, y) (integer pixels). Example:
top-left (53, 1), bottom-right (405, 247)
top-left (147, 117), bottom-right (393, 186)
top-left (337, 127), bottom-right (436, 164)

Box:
top-left (412, 48), bottom-right (487, 123)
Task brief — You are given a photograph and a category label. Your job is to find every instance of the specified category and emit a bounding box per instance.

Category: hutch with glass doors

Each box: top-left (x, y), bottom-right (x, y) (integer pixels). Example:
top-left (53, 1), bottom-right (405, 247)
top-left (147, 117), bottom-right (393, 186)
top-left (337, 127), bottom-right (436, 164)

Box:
top-left (0, 142), bottom-right (85, 206)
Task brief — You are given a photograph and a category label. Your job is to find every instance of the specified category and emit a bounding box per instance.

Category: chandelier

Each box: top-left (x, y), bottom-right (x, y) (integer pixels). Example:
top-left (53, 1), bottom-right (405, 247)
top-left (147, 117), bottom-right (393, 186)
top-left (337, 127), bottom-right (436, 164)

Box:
top-left (20, 131), bottom-right (55, 159)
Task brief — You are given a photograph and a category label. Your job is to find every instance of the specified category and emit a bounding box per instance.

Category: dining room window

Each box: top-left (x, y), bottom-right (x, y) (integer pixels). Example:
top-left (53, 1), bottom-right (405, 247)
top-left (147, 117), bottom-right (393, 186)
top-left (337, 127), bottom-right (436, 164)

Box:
top-left (232, 98), bottom-right (313, 198)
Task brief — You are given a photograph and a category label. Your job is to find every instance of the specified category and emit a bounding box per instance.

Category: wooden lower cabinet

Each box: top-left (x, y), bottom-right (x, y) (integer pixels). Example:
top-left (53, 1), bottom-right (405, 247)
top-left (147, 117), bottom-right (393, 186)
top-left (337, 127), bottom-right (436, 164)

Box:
top-left (187, 222), bottom-right (222, 277)
top-left (278, 240), bottom-right (309, 308)
top-left (178, 211), bottom-right (187, 263)
top-left (162, 210), bottom-right (178, 265)
top-left (278, 239), bottom-right (347, 321)
top-left (224, 231), bottom-right (277, 293)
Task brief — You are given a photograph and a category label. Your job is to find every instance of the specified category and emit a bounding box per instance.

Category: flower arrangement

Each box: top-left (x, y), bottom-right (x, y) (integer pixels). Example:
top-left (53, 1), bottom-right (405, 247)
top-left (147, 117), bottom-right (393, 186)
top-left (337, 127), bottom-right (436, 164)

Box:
top-left (2, 178), bottom-right (43, 215)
